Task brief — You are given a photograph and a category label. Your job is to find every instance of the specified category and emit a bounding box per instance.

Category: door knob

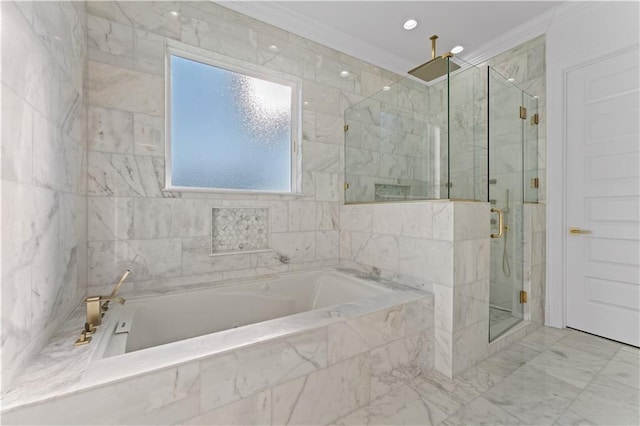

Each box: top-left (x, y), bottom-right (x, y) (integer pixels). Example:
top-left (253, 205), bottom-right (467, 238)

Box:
top-left (569, 227), bottom-right (592, 235)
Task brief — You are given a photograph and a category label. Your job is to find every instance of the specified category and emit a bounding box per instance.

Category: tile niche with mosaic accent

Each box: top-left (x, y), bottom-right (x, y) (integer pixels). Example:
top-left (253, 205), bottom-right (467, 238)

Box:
top-left (211, 208), bottom-right (270, 254)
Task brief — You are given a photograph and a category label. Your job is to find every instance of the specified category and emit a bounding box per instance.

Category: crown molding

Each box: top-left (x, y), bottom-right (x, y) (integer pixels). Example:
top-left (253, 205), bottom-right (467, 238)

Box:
top-left (217, 1), bottom-right (589, 76)
top-left (458, 1), bottom-right (592, 65)
top-left (217, 1), bottom-right (413, 75)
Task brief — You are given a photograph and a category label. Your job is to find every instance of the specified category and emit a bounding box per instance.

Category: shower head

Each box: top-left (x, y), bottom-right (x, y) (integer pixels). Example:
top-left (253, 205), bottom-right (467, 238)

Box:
top-left (408, 35), bottom-right (461, 82)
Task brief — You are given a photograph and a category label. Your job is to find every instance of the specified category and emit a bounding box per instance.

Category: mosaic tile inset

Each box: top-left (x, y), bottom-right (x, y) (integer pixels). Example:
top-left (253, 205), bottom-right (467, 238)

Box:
top-left (212, 208), bottom-right (269, 254)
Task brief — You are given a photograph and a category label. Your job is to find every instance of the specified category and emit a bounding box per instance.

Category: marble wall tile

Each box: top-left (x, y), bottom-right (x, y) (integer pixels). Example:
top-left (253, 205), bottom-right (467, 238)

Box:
top-left (1, 85), bottom-right (34, 184)
top-left (454, 202), bottom-right (490, 240)
top-left (303, 140), bottom-right (342, 174)
top-left (399, 237), bottom-right (453, 286)
top-left (352, 233), bottom-right (398, 272)
top-left (401, 203), bottom-right (433, 239)
top-left (88, 238), bottom-right (182, 286)
top-left (288, 201), bottom-right (317, 231)
top-left (453, 281), bottom-right (490, 331)
top-left (87, 197), bottom-right (133, 241)
top-left (302, 80), bottom-right (343, 116)
top-left (432, 202), bottom-right (454, 241)
top-left (315, 112), bottom-right (344, 145)
top-left (434, 326), bottom-right (454, 377)
top-left (452, 319), bottom-right (490, 375)
top-left (88, 14), bottom-right (134, 64)
top-left (185, 390), bottom-right (271, 426)
top-left (1, 264), bottom-right (33, 370)
top-left (87, 60), bottom-right (163, 116)
top-left (87, 106), bottom-right (133, 153)
top-left (316, 202), bottom-right (338, 231)
top-left (433, 284), bottom-right (454, 333)
top-left (2, 2), bottom-right (55, 120)
top-left (328, 305), bottom-right (406, 364)
top-left (314, 172), bottom-right (340, 201)
top-left (180, 3), bottom-right (258, 65)
top-left (257, 31), bottom-right (316, 80)
top-left (2, 0), bottom-right (87, 390)
top-left (316, 230), bottom-right (340, 260)
top-left (87, 151), bottom-right (164, 197)
top-left (454, 238), bottom-right (490, 286)
top-left (200, 328), bottom-right (327, 412)
top-left (32, 112), bottom-right (76, 193)
top-left (271, 232), bottom-right (316, 263)
top-left (87, 1), bottom-right (182, 40)
top-left (272, 353), bottom-right (370, 425)
top-left (182, 237), bottom-right (252, 275)
top-left (340, 205), bottom-right (373, 232)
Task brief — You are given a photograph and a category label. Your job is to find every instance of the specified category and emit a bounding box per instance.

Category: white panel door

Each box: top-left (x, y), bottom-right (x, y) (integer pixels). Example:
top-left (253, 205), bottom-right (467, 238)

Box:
top-left (566, 47), bottom-right (640, 347)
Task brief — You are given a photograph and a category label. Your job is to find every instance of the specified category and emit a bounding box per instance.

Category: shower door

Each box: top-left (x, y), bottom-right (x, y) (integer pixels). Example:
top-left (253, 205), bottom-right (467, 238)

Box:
top-left (488, 68), bottom-right (536, 340)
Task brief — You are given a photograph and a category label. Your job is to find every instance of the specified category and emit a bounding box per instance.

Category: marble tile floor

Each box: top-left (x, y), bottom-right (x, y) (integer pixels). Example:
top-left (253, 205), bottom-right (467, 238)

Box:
top-left (333, 326), bottom-right (639, 425)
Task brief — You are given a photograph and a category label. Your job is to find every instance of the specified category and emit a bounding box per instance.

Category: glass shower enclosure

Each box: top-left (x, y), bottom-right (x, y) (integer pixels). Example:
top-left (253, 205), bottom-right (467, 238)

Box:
top-left (344, 57), bottom-right (539, 341)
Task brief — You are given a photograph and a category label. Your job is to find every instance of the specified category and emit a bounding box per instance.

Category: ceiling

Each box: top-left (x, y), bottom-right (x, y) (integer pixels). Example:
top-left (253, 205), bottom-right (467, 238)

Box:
top-left (219, 1), bottom-right (563, 76)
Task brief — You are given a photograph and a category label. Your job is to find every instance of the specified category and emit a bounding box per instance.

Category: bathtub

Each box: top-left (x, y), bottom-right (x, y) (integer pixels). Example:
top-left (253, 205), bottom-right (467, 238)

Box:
top-left (95, 270), bottom-right (391, 358)
top-left (2, 268), bottom-right (434, 425)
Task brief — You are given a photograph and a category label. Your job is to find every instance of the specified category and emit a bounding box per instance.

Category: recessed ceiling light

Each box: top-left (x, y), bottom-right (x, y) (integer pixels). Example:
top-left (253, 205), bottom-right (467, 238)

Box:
top-left (340, 70), bottom-right (350, 78)
top-left (403, 19), bottom-right (418, 30)
top-left (170, 10), bottom-right (179, 17)
top-left (303, 101), bottom-right (310, 105)
top-left (508, 78), bottom-right (516, 82)
top-left (268, 45), bottom-right (279, 52)
top-left (382, 86), bottom-right (391, 91)
top-left (451, 45), bottom-right (464, 54)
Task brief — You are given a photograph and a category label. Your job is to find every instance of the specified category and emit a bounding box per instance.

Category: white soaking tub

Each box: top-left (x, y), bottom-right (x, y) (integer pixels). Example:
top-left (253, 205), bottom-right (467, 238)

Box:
top-left (95, 270), bottom-right (392, 358)
top-left (1, 268), bottom-right (434, 425)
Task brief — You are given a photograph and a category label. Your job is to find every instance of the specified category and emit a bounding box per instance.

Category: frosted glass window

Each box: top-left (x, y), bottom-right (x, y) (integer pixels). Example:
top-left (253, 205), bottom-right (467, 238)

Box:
top-left (169, 54), bottom-right (294, 192)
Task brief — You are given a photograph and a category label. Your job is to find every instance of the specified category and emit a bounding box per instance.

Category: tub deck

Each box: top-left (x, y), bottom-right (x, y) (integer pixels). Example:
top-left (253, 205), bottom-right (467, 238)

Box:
top-left (1, 268), bottom-right (434, 422)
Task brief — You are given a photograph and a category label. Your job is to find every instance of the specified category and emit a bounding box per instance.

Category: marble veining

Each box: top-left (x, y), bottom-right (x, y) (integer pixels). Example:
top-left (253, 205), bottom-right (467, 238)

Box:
top-left (1, 268), bottom-right (430, 416)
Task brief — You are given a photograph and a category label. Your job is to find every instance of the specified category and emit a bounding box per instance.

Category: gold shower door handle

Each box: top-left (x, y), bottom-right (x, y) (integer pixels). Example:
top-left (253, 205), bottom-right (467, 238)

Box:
top-left (569, 227), bottom-right (592, 235)
top-left (490, 208), bottom-right (504, 239)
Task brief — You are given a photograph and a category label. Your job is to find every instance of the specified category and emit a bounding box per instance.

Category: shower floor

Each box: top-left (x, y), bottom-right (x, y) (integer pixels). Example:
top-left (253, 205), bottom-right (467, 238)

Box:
top-left (490, 306), bottom-right (522, 341)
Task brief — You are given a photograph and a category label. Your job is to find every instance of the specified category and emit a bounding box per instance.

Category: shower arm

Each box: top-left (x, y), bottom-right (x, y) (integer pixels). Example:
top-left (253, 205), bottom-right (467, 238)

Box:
top-left (430, 35), bottom-right (438, 60)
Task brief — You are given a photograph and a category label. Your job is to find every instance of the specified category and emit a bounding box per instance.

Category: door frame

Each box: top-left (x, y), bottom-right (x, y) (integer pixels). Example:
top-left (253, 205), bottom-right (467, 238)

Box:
top-left (546, 22), bottom-right (640, 328)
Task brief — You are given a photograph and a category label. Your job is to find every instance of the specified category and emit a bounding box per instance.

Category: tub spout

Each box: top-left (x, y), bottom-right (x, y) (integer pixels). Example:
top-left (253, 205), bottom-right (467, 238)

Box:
top-left (85, 294), bottom-right (126, 332)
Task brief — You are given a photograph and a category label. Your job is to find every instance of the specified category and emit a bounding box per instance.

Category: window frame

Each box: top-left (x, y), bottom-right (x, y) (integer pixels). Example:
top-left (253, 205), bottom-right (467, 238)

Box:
top-left (164, 41), bottom-right (302, 195)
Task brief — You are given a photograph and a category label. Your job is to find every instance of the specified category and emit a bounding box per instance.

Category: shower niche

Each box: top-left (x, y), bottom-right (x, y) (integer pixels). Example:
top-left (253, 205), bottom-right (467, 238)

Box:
top-left (344, 53), bottom-right (539, 341)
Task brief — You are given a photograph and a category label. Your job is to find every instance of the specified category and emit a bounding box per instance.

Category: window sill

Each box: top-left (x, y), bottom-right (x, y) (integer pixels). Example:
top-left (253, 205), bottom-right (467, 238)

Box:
top-left (163, 186), bottom-right (305, 198)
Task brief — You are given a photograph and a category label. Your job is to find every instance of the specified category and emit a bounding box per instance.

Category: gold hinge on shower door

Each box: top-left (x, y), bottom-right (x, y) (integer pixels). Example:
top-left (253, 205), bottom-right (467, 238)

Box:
top-left (531, 113), bottom-right (539, 125)
top-left (519, 106), bottom-right (527, 119)
top-left (344, 124), bottom-right (349, 132)
top-left (530, 178), bottom-right (539, 189)
top-left (520, 291), bottom-right (528, 304)
top-left (344, 183), bottom-right (350, 190)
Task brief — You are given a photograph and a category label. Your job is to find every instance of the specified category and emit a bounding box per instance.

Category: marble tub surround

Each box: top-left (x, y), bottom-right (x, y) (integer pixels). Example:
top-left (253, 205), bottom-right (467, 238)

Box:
top-left (340, 200), bottom-right (492, 377)
top-left (1, 268), bottom-right (434, 425)
top-left (1, 1), bottom-right (88, 391)
top-left (85, 0), bottom-right (405, 295)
